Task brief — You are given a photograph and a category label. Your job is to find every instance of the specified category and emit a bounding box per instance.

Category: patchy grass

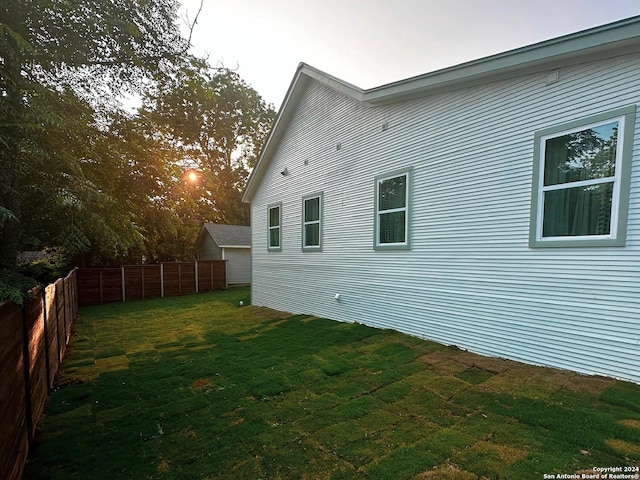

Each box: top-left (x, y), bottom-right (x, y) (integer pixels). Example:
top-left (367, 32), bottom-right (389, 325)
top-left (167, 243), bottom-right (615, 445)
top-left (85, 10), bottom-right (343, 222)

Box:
top-left (24, 288), bottom-right (640, 479)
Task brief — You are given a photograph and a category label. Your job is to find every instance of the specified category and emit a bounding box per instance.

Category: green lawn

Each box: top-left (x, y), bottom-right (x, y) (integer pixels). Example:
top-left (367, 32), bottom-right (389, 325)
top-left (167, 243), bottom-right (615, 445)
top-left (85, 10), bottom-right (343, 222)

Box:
top-left (24, 288), bottom-right (640, 479)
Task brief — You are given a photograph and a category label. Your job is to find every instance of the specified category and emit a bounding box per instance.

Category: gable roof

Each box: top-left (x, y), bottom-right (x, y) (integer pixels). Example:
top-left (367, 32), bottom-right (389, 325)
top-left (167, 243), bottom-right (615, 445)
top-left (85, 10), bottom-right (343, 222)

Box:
top-left (199, 224), bottom-right (251, 248)
top-left (243, 15), bottom-right (640, 203)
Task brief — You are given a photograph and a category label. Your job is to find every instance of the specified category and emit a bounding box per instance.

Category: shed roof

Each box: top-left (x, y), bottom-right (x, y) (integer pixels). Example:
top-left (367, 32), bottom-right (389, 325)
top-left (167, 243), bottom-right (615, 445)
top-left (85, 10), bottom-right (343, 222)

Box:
top-left (201, 224), bottom-right (251, 248)
top-left (242, 15), bottom-right (640, 203)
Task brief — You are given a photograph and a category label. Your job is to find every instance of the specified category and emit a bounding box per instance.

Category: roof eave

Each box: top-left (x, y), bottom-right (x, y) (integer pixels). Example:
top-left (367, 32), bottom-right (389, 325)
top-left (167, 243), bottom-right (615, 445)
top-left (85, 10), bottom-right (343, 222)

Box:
top-left (363, 18), bottom-right (640, 105)
top-left (242, 16), bottom-right (640, 203)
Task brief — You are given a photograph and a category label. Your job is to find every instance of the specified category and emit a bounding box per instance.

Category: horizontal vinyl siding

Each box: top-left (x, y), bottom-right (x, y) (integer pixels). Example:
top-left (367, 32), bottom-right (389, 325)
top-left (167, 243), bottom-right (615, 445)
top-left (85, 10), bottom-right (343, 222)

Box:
top-left (197, 235), bottom-right (222, 260)
top-left (251, 53), bottom-right (640, 384)
top-left (223, 248), bottom-right (251, 285)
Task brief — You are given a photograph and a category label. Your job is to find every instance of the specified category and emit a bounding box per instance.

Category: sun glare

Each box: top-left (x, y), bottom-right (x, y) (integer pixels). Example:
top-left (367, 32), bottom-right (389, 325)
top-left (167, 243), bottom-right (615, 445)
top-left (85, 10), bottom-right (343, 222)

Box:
top-left (187, 170), bottom-right (198, 183)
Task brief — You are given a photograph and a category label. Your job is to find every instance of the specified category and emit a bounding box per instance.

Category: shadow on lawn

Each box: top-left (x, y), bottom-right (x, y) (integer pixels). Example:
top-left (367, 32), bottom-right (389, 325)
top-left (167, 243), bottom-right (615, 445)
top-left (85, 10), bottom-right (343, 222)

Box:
top-left (23, 290), bottom-right (640, 480)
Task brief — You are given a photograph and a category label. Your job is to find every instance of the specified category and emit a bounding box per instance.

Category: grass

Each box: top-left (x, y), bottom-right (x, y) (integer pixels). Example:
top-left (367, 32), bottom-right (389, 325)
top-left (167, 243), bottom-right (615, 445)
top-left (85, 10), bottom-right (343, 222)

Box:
top-left (23, 288), bottom-right (640, 479)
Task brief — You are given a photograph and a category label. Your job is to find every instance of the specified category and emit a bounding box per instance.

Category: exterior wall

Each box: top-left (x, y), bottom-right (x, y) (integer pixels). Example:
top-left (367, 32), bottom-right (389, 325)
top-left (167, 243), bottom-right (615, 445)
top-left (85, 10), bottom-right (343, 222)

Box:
top-left (223, 247), bottom-right (251, 285)
top-left (250, 53), bottom-right (640, 383)
top-left (197, 234), bottom-right (222, 260)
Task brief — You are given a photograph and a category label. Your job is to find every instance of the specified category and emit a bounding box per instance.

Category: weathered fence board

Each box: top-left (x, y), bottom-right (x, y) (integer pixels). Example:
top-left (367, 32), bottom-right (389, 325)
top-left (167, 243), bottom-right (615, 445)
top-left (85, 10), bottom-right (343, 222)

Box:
top-left (0, 302), bottom-right (29, 480)
top-left (0, 268), bottom-right (78, 480)
top-left (78, 260), bottom-right (226, 306)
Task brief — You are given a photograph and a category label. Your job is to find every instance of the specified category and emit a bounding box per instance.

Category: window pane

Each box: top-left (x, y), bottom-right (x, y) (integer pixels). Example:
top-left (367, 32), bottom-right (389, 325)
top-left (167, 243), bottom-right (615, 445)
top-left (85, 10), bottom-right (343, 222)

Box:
top-left (269, 207), bottom-right (280, 227)
top-left (304, 197), bottom-right (320, 222)
top-left (544, 122), bottom-right (618, 186)
top-left (543, 182), bottom-right (613, 237)
top-left (269, 228), bottom-right (280, 247)
top-left (379, 175), bottom-right (406, 211)
top-left (304, 224), bottom-right (319, 247)
top-left (379, 211), bottom-right (406, 244)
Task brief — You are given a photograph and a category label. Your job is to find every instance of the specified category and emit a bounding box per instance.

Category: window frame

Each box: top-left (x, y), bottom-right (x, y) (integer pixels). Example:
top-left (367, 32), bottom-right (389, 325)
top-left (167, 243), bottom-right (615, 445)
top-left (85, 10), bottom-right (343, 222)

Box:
top-left (529, 105), bottom-right (636, 248)
top-left (374, 167), bottom-right (412, 251)
top-left (302, 192), bottom-right (323, 252)
top-left (267, 202), bottom-right (282, 251)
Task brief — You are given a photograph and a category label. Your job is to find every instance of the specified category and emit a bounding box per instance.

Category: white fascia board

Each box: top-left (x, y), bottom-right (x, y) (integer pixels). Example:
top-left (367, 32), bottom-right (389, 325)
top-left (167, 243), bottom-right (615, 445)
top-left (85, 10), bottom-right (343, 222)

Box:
top-left (362, 17), bottom-right (640, 105)
top-left (299, 63), bottom-right (365, 101)
top-left (218, 245), bottom-right (251, 249)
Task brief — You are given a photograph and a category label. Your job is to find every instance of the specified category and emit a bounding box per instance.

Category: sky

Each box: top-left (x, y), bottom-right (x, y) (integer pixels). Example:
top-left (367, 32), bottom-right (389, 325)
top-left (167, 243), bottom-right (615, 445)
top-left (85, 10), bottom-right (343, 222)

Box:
top-left (177, 0), bottom-right (640, 109)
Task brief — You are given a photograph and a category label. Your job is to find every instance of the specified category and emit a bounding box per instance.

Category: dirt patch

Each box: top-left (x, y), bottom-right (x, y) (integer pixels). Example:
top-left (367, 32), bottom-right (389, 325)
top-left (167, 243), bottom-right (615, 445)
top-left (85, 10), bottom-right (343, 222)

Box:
top-left (246, 306), bottom-right (290, 319)
top-left (416, 462), bottom-right (480, 479)
top-left (454, 352), bottom-right (512, 374)
top-left (416, 348), bottom-right (463, 366)
top-left (620, 419), bottom-right (640, 430)
top-left (179, 428), bottom-right (197, 438)
top-left (470, 440), bottom-right (528, 463)
top-left (192, 378), bottom-right (212, 389)
top-left (563, 373), bottom-right (615, 395)
top-left (605, 438), bottom-right (640, 456)
top-left (157, 459), bottom-right (170, 472)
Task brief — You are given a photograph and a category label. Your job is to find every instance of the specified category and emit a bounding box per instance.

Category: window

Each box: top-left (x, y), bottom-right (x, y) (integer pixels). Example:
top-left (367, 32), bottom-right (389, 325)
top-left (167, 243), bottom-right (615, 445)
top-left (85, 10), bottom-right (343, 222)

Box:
top-left (375, 168), bottom-right (411, 250)
top-left (267, 203), bottom-right (281, 251)
top-left (302, 193), bottom-right (323, 251)
top-left (530, 106), bottom-right (635, 247)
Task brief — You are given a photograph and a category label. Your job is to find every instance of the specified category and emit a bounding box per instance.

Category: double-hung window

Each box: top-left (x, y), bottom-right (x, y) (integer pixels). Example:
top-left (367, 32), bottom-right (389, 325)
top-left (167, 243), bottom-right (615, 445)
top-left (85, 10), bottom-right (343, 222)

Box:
top-left (530, 106), bottom-right (635, 247)
top-left (375, 168), bottom-right (411, 250)
top-left (267, 203), bottom-right (282, 251)
top-left (302, 193), bottom-right (323, 251)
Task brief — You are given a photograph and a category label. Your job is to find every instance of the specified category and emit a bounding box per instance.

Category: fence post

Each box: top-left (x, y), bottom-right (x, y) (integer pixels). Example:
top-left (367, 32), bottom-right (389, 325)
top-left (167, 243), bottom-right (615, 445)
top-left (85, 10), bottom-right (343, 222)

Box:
top-left (141, 266), bottom-right (145, 300)
top-left (54, 283), bottom-right (62, 364)
top-left (99, 270), bottom-right (103, 304)
top-left (41, 288), bottom-right (51, 391)
top-left (121, 266), bottom-right (126, 302)
top-left (21, 304), bottom-right (33, 445)
top-left (160, 264), bottom-right (164, 298)
top-left (195, 261), bottom-right (199, 293)
top-left (62, 279), bottom-right (68, 346)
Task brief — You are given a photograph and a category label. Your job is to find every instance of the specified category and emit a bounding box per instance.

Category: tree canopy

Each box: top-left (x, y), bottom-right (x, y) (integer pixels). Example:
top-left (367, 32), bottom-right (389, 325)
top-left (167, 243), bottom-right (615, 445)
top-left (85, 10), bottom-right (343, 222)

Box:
top-left (0, 0), bottom-right (275, 299)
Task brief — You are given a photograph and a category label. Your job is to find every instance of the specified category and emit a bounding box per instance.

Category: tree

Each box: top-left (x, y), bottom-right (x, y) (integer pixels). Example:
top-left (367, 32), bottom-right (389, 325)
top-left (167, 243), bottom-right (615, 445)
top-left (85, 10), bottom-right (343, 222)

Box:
top-left (0, 0), bottom-right (189, 267)
top-left (144, 63), bottom-right (276, 225)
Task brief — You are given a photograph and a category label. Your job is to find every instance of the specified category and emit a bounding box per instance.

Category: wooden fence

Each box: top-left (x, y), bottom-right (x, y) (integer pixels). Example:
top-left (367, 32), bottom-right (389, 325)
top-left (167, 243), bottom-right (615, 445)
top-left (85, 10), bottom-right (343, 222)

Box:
top-left (77, 260), bottom-right (227, 306)
top-left (0, 269), bottom-right (78, 480)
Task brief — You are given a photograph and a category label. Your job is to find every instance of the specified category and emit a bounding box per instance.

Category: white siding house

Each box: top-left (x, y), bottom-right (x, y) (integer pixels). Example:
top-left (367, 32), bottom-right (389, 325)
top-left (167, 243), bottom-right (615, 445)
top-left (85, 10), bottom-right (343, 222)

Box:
top-left (242, 18), bottom-right (640, 384)
top-left (195, 224), bottom-right (251, 285)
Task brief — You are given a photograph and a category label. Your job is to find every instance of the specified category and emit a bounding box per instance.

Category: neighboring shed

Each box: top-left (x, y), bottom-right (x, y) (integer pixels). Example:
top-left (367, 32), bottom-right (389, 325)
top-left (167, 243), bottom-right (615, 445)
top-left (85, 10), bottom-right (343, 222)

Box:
top-left (242, 17), bottom-right (640, 384)
top-left (196, 224), bottom-right (251, 285)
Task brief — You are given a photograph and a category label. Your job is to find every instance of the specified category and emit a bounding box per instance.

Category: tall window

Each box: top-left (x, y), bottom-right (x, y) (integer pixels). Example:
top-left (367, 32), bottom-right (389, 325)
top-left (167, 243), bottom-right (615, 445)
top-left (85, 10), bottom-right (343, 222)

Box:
top-left (302, 193), bottom-right (323, 251)
top-left (375, 168), bottom-right (411, 250)
top-left (267, 203), bottom-right (281, 251)
top-left (530, 106), bottom-right (635, 247)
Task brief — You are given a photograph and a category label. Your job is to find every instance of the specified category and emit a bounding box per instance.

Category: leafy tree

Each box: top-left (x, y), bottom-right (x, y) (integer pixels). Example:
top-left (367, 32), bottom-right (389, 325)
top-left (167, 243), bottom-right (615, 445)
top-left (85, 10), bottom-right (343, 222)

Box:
top-left (96, 113), bottom-right (202, 263)
top-left (0, 0), bottom-right (189, 268)
top-left (144, 63), bottom-right (276, 225)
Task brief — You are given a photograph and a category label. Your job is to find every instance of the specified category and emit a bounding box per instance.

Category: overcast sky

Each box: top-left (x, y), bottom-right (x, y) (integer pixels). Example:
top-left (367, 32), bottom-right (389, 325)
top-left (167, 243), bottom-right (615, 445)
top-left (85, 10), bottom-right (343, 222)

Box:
top-left (178, 0), bottom-right (640, 108)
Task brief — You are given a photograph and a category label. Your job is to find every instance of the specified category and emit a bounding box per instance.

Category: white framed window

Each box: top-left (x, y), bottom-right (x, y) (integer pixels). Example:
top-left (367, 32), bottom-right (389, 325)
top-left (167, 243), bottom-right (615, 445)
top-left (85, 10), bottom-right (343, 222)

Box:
top-left (529, 106), bottom-right (635, 247)
top-left (267, 202), bottom-right (282, 251)
top-left (374, 168), bottom-right (411, 250)
top-left (302, 192), bottom-right (323, 251)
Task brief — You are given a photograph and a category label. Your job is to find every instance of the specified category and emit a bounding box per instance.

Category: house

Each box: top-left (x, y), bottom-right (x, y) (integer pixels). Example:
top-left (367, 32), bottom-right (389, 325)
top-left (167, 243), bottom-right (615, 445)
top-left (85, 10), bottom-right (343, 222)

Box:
top-left (195, 224), bottom-right (251, 285)
top-left (242, 17), bottom-right (640, 384)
